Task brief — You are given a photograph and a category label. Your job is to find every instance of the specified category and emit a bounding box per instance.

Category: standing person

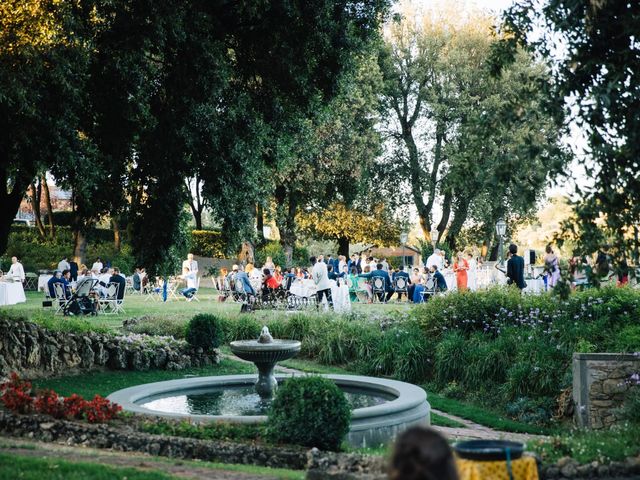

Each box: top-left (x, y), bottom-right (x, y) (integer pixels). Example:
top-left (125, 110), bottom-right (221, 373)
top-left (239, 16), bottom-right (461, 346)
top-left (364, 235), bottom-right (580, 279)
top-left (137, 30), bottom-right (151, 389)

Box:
top-left (7, 256), bottom-right (25, 282)
top-left (426, 249), bottom-right (443, 270)
top-left (69, 258), bottom-right (78, 282)
top-left (380, 257), bottom-right (389, 272)
top-left (453, 252), bottom-right (469, 291)
top-left (182, 253), bottom-right (198, 274)
top-left (467, 253), bottom-right (478, 291)
top-left (311, 256), bottom-right (333, 309)
top-left (57, 256), bottom-right (70, 273)
top-left (544, 245), bottom-right (561, 289)
top-left (506, 244), bottom-right (526, 290)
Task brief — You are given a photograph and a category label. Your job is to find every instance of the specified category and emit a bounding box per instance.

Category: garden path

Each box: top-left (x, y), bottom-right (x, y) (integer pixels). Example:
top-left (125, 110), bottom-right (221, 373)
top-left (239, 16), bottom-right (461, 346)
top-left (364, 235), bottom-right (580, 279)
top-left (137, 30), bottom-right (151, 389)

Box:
top-left (0, 439), bottom-right (293, 479)
top-left (221, 354), bottom-right (549, 445)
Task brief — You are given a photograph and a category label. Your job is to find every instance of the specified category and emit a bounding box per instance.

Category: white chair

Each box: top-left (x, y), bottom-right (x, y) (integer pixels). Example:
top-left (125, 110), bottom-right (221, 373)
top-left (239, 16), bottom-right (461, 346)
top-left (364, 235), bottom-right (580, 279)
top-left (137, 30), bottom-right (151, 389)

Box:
top-left (99, 282), bottom-right (123, 314)
top-left (187, 277), bottom-right (201, 302)
top-left (394, 276), bottom-right (408, 300)
top-left (371, 276), bottom-right (387, 303)
top-left (53, 283), bottom-right (68, 315)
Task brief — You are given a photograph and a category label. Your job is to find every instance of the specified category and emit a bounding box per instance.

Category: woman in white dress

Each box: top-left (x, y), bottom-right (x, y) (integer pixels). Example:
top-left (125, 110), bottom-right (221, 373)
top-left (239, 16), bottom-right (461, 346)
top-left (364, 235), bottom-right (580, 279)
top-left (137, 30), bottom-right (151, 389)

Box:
top-left (467, 253), bottom-right (478, 291)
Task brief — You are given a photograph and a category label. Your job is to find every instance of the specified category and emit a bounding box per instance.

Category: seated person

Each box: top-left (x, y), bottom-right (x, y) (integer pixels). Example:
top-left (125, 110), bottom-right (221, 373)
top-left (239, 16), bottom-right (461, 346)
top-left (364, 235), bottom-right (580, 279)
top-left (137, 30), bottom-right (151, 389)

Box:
top-left (179, 267), bottom-right (198, 301)
top-left (264, 268), bottom-right (281, 289)
top-left (359, 263), bottom-right (394, 302)
top-left (392, 265), bottom-right (411, 301)
top-left (235, 265), bottom-right (255, 296)
top-left (48, 270), bottom-right (72, 299)
top-left (109, 267), bottom-right (126, 300)
top-left (408, 267), bottom-right (421, 302)
top-left (96, 268), bottom-right (113, 297)
top-left (430, 265), bottom-right (448, 292)
top-left (389, 426), bottom-right (459, 480)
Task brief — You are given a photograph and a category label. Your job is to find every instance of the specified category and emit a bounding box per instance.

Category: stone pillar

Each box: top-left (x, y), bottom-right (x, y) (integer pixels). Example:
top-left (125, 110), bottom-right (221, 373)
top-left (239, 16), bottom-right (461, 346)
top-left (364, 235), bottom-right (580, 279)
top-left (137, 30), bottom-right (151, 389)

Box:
top-left (572, 353), bottom-right (640, 429)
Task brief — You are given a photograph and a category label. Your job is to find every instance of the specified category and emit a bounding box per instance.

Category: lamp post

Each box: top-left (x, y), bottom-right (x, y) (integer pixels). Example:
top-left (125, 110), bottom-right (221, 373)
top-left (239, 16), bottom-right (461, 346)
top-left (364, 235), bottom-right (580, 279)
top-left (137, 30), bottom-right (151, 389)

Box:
top-left (495, 218), bottom-right (507, 264)
top-left (430, 227), bottom-right (439, 249)
top-left (400, 232), bottom-right (409, 268)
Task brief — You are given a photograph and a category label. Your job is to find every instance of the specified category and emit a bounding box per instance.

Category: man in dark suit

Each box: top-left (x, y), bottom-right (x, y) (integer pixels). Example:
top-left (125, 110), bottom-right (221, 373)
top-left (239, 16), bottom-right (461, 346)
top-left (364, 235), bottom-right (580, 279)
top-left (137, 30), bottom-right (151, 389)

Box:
top-left (392, 266), bottom-right (411, 301)
top-left (109, 267), bottom-right (127, 300)
top-left (359, 263), bottom-right (393, 302)
top-left (506, 244), bottom-right (526, 290)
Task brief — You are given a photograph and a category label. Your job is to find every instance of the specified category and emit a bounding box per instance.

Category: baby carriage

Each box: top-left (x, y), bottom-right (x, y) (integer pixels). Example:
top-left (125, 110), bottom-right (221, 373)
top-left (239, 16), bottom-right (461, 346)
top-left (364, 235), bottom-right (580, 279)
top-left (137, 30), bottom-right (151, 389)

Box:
top-left (63, 278), bottom-right (99, 316)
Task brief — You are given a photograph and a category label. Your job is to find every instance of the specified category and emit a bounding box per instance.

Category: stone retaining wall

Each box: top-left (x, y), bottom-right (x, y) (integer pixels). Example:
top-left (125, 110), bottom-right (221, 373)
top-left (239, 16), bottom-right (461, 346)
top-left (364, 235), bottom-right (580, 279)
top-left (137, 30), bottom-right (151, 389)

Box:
top-left (0, 411), bottom-right (307, 469)
top-left (572, 353), bottom-right (640, 429)
top-left (0, 318), bottom-right (219, 378)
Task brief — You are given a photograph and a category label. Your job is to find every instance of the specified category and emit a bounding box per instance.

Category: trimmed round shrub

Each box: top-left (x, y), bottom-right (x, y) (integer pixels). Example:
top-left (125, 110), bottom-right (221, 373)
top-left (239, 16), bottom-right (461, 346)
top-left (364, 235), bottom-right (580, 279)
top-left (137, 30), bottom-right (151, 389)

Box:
top-left (186, 314), bottom-right (224, 350)
top-left (266, 376), bottom-right (350, 451)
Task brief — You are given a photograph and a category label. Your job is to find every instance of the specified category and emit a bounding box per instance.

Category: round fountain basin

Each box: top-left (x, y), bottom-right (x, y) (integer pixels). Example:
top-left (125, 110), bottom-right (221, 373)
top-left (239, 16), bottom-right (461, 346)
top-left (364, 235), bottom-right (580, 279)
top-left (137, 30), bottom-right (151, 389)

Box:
top-left (229, 339), bottom-right (301, 363)
top-left (108, 374), bottom-right (430, 448)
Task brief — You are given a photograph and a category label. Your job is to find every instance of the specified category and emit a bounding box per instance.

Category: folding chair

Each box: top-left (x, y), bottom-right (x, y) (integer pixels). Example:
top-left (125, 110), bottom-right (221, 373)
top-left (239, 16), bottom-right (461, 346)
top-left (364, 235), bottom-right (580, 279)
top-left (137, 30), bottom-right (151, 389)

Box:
top-left (125, 276), bottom-right (138, 295)
top-left (421, 276), bottom-right (438, 302)
top-left (371, 276), bottom-right (387, 303)
top-left (394, 276), bottom-right (408, 301)
top-left (24, 272), bottom-right (38, 291)
top-left (188, 277), bottom-right (201, 302)
top-left (99, 282), bottom-right (121, 314)
top-left (53, 283), bottom-right (69, 315)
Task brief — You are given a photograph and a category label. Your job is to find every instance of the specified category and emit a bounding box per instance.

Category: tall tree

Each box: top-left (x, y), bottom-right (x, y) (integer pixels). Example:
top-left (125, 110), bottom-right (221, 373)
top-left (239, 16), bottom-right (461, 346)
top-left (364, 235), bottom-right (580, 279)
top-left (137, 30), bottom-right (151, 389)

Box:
top-left (499, 0), bottom-right (640, 263)
top-left (0, 0), bottom-right (91, 254)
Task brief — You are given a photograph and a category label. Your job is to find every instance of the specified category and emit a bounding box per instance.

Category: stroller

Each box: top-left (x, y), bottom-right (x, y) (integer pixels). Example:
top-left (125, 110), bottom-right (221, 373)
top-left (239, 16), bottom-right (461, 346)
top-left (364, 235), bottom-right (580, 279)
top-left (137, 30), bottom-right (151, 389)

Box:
top-left (63, 278), bottom-right (99, 316)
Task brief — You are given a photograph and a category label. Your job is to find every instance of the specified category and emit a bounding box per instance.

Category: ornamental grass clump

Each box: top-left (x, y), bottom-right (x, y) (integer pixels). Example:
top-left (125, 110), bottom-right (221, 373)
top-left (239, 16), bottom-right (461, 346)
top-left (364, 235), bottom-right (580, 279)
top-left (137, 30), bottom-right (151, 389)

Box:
top-left (186, 314), bottom-right (225, 350)
top-left (266, 376), bottom-right (350, 451)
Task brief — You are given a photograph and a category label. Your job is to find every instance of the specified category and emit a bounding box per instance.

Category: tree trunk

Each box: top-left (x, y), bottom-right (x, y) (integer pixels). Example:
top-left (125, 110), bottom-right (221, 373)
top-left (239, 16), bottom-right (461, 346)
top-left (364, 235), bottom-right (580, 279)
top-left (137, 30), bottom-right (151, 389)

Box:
top-left (192, 208), bottom-right (203, 230)
top-left (0, 185), bottom-right (27, 256)
top-left (73, 229), bottom-right (88, 266)
top-left (338, 236), bottom-right (350, 257)
top-left (41, 175), bottom-right (55, 238)
top-left (112, 217), bottom-right (121, 251)
top-left (256, 203), bottom-right (265, 246)
top-left (30, 181), bottom-right (46, 238)
top-left (445, 197), bottom-right (470, 252)
top-left (275, 188), bottom-right (298, 267)
top-left (436, 189), bottom-right (452, 245)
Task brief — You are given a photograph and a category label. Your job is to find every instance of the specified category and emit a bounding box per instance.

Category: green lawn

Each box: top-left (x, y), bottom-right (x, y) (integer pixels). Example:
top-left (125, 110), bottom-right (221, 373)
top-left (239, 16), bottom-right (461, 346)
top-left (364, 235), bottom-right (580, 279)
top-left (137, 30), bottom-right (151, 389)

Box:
top-left (2, 287), bottom-right (408, 332)
top-left (33, 358), bottom-right (255, 398)
top-left (0, 453), bottom-right (176, 480)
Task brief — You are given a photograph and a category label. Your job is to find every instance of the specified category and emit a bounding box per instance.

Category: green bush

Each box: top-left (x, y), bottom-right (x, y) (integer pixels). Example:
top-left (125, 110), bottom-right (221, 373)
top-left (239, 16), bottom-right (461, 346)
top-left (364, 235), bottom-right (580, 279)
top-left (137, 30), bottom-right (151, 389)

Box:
top-left (254, 240), bottom-right (308, 267)
top-left (189, 230), bottom-right (226, 258)
top-left (127, 316), bottom-right (188, 339)
top-left (266, 376), bottom-right (350, 450)
top-left (185, 314), bottom-right (224, 351)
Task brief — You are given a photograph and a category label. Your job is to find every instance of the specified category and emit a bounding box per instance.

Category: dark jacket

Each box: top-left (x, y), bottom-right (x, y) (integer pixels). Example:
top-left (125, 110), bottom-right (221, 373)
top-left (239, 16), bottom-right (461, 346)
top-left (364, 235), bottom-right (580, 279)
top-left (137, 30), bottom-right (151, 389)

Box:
top-left (48, 276), bottom-right (71, 299)
top-left (507, 255), bottom-right (526, 289)
top-left (433, 271), bottom-right (448, 291)
top-left (109, 274), bottom-right (126, 300)
top-left (359, 269), bottom-right (392, 292)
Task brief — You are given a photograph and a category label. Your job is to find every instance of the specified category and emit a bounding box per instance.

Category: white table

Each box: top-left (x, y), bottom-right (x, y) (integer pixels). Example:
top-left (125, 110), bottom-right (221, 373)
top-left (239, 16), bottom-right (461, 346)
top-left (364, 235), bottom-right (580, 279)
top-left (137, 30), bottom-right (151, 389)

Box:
top-left (38, 274), bottom-right (53, 292)
top-left (0, 282), bottom-right (26, 306)
top-left (330, 282), bottom-right (351, 313)
top-left (289, 279), bottom-right (317, 298)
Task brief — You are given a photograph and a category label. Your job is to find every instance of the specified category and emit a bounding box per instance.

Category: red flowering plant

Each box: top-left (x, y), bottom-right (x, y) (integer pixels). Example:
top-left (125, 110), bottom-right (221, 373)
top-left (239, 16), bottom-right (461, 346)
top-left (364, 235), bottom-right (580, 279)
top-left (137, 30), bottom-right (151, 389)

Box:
top-left (0, 372), bottom-right (33, 413)
top-left (34, 389), bottom-right (66, 419)
top-left (84, 395), bottom-right (122, 423)
top-left (62, 394), bottom-right (87, 420)
top-left (1, 372), bottom-right (121, 423)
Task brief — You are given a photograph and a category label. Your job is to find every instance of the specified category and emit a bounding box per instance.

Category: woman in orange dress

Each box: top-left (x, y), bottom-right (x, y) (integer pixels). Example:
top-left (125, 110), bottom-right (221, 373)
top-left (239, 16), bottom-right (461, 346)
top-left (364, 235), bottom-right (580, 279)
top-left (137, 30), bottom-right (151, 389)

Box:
top-left (453, 252), bottom-right (469, 291)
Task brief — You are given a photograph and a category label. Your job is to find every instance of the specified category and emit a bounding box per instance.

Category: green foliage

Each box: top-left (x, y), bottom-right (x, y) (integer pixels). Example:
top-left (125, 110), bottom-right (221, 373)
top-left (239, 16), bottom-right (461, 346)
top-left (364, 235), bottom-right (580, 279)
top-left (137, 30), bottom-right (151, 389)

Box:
top-left (266, 376), bottom-right (351, 451)
top-left (186, 314), bottom-right (224, 351)
top-left (615, 325), bottom-right (640, 353)
top-left (622, 387), bottom-right (640, 425)
top-left (529, 425), bottom-right (640, 464)
top-left (189, 230), bottom-right (226, 258)
top-left (140, 419), bottom-right (261, 443)
top-left (254, 241), bottom-right (308, 268)
top-left (126, 317), bottom-right (188, 339)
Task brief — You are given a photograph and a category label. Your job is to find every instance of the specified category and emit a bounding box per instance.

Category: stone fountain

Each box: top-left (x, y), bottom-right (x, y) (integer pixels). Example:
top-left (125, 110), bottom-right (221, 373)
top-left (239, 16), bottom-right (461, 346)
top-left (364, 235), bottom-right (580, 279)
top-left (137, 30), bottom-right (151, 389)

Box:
top-left (229, 326), bottom-right (301, 398)
top-left (108, 325), bottom-right (430, 447)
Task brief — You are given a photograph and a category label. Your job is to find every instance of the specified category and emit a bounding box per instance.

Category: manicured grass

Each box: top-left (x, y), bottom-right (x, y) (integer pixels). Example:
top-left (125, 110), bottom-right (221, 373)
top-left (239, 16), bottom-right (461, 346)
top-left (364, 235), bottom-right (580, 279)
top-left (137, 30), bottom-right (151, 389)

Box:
top-left (32, 359), bottom-right (254, 398)
top-left (0, 453), bottom-right (176, 480)
top-left (2, 288), bottom-right (405, 332)
top-left (426, 391), bottom-right (555, 435)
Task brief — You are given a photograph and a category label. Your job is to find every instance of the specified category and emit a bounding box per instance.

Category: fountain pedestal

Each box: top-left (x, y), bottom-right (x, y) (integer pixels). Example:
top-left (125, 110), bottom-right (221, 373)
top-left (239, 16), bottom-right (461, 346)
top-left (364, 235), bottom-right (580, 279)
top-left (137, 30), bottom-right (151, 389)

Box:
top-left (229, 326), bottom-right (301, 399)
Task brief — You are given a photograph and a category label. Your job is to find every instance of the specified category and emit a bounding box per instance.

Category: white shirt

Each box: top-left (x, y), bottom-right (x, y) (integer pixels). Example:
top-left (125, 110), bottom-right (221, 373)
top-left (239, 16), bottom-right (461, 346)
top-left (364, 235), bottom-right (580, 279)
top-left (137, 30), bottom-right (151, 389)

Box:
top-left (426, 253), bottom-right (443, 270)
top-left (182, 272), bottom-right (197, 289)
top-left (91, 261), bottom-right (103, 272)
top-left (182, 259), bottom-right (198, 273)
top-left (98, 273), bottom-right (111, 286)
top-left (312, 261), bottom-right (331, 291)
top-left (8, 262), bottom-right (25, 281)
top-left (57, 260), bottom-right (70, 272)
